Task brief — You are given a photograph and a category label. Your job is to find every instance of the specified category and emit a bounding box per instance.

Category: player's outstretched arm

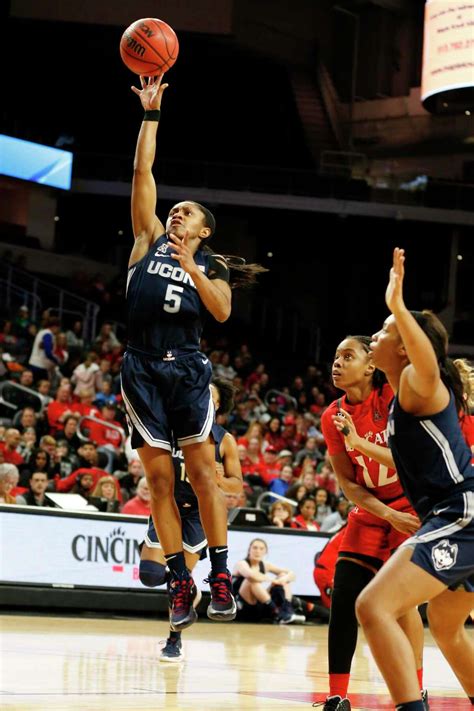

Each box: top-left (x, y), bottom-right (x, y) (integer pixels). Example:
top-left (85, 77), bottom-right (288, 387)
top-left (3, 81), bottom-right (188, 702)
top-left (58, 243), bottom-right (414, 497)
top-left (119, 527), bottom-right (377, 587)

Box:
top-left (130, 76), bottom-right (167, 254)
top-left (386, 248), bottom-right (441, 401)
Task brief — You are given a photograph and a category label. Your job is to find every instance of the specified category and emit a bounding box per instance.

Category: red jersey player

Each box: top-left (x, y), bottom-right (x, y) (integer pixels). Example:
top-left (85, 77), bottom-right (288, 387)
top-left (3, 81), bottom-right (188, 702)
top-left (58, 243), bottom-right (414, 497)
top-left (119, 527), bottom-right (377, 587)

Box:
top-left (319, 335), bottom-right (427, 711)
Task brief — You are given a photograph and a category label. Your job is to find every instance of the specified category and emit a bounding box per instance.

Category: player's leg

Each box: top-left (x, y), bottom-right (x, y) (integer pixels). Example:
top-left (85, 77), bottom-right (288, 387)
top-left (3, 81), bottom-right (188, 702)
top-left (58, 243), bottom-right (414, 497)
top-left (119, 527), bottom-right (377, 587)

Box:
top-left (139, 445), bottom-right (198, 631)
top-left (183, 441), bottom-right (236, 621)
top-left (324, 556), bottom-right (375, 710)
top-left (427, 588), bottom-right (474, 700)
top-left (398, 607), bottom-right (425, 698)
top-left (356, 547), bottom-right (446, 709)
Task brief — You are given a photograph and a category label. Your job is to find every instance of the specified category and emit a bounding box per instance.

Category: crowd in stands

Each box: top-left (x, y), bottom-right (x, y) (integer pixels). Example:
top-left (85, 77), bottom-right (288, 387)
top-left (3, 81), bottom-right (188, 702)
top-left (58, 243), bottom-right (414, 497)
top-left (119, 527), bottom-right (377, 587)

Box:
top-left (0, 304), bottom-right (353, 534)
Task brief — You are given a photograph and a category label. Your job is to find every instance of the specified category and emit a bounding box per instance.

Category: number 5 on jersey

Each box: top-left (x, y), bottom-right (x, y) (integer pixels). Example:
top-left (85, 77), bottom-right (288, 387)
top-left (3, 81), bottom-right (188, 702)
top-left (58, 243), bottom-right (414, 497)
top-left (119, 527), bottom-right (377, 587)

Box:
top-left (164, 284), bottom-right (184, 313)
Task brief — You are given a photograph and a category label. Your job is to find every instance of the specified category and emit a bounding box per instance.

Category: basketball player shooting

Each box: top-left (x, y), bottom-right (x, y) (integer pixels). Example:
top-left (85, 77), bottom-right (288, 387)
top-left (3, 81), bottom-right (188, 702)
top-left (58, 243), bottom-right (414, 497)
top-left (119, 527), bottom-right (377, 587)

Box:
top-left (121, 74), bottom-right (237, 630)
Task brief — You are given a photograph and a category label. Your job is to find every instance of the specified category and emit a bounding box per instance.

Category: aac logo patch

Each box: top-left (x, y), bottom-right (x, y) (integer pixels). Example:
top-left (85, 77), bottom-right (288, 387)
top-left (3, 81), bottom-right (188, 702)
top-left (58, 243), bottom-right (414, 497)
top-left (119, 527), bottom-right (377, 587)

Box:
top-left (431, 539), bottom-right (458, 571)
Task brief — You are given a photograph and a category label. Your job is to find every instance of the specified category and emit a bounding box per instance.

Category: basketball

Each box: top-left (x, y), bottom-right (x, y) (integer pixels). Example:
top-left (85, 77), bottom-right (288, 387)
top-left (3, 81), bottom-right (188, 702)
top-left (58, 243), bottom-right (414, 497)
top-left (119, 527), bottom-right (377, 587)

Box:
top-left (120, 18), bottom-right (179, 76)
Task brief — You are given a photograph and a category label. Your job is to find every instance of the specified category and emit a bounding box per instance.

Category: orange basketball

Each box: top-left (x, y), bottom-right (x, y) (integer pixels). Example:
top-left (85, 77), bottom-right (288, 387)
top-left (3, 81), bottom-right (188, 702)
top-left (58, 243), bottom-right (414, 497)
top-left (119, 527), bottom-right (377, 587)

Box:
top-left (120, 18), bottom-right (179, 76)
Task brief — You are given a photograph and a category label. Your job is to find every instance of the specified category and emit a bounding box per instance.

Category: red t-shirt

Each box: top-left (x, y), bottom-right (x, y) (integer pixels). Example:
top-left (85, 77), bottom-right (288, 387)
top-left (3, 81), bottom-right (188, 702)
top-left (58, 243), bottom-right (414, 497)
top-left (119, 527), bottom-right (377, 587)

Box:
top-left (88, 417), bottom-right (123, 449)
top-left (47, 400), bottom-right (73, 434)
top-left (321, 383), bottom-right (404, 502)
top-left (121, 496), bottom-right (151, 516)
top-left (0, 442), bottom-right (24, 466)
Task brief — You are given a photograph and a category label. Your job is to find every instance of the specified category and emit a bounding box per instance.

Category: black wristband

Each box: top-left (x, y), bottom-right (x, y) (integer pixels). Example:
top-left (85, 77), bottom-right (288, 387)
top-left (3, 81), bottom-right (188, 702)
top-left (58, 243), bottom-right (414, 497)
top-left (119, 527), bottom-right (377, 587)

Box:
top-left (143, 110), bottom-right (161, 121)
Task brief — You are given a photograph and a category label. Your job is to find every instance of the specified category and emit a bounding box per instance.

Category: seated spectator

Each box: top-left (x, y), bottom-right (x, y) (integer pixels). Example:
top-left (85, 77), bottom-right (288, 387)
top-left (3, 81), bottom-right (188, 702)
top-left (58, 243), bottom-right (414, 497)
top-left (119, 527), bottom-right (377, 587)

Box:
top-left (46, 384), bottom-right (74, 435)
top-left (1, 462), bottom-right (25, 498)
top-left (70, 388), bottom-right (101, 422)
top-left (38, 434), bottom-right (58, 460)
top-left (121, 477), bottom-right (151, 516)
top-left (94, 358), bottom-right (113, 393)
top-left (19, 369), bottom-right (34, 388)
top-left (90, 475), bottom-right (121, 513)
top-left (314, 487), bottom-right (332, 526)
top-left (267, 463), bottom-right (294, 497)
top-left (93, 381), bottom-right (117, 408)
top-left (232, 538), bottom-right (304, 624)
top-left (276, 449), bottom-right (293, 470)
top-left (16, 406), bottom-right (43, 437)
top-left (87, 402), bottom-right (124, 450)
top-left (291, 496), bottom-right (320, 531)
top-left (94, 322), bottom-right (121, 351)
top-left (71, 352), bottom-right (99, 397)
top-left (240, 436), bottom-right (264, 478)
top-left (69, 471), bottom-right (96, 500)
top-left (298, 466), bottom-right (316, 496)
top-left (225, 491), bottom-right (240, 520)
top-left (0, 428), bottom-right (24, 466)
top-left (65, 319), bottom-right (85, 356)
top-left (52, 441), bottom-right (80, 478)
top-left (214, 351), bottom-right (236, 380)
top-left (315, 458), bottom-right (339, 496)
top-left (115, 458), bottom-right (144, 502)
top-left (320, 496), bottom-right (351, 533)
top-left (36, 379), bottom-right (52, 398)
top-left (268, 500), bottom-right (293, 528)
top-left (263, 417), bottom-right (286, 453)
top-left (17, 427), bottom-right (37, 462)
top-left (285, 483), bottom-right (309, 504)
top-left (294, 436), bottom-right (324, 466)
top-left (0, 465), bottom-right (17, 504)
top-left (19, 447), bottom-right (54, 485)
top-left (259, 446), bottom-right (281, 486)
top-left (16, 471), bottom-right (53, 507)
top-left (56, 415), bottom-right (82, 452)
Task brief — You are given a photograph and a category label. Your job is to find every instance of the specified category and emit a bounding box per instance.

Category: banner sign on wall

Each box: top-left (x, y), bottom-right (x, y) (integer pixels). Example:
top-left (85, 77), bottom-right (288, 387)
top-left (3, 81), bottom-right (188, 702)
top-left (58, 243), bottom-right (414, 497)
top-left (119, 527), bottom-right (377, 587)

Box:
top-left (421, 1), bottom-right (474, 111)
top-left (0, 507), bottom-right (330, 595)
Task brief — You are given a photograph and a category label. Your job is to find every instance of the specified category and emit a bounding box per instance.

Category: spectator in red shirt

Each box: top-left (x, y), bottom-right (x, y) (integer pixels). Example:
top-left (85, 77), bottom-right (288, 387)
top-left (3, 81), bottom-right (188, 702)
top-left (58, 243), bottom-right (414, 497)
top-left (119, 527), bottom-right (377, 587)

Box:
top-left (87, 403), bottom-right (124, 450)
top-left (0, 429), bottom-right (24, 466)
top-left (258, 446), bottom-right (281, 486)
top-left (121, 477), bottom-right (151, 516)
top-left (47, 384), bottom-right (74, 435)
top-left (291, 496), bottom-right (320, 531)
top-left (263, 417), bottom-right (286, 453)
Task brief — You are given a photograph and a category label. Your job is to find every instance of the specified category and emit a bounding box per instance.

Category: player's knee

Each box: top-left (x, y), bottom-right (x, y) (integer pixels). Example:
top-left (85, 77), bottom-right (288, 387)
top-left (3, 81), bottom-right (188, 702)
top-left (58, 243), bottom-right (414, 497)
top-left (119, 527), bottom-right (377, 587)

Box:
top-left (427, 600), bottom-right (458, 641)
top-left (333, 559), bottom-right (373, 603)
top-left (139, 560), bottom-right (167, 587)
top-left (147, 474), bottom-right (173, 499)
top-left (354, 588), bottom-right (373, 625)
top-left (187, 470), bottom-right (216, 497)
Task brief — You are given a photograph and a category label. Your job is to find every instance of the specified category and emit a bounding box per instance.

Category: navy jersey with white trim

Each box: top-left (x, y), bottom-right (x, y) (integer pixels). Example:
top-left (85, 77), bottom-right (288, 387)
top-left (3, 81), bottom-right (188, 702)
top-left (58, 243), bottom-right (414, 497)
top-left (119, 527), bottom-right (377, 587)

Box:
top-left (126, 235), bottom-right (228, 355)
top-left (388, 391), bottom-right (473, 520)
top-left (172, 423), bottom-right (227, 509)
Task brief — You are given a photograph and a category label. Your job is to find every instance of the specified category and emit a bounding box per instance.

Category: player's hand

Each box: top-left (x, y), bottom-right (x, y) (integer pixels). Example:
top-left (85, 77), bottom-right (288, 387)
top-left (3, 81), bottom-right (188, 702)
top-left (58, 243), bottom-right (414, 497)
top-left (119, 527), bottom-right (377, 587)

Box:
top-left (131, 75), bottom-right (168, 110)
top-left (332, 409), bottom-right (360, 448)
top-left (386, 508), bottom-right (420, 535)
top-left (385, 247), bottom-right (406, 314)
top-left (215, 462), bottom-right (225, 485)
top-left (168, 231), bottom-right (197, 275)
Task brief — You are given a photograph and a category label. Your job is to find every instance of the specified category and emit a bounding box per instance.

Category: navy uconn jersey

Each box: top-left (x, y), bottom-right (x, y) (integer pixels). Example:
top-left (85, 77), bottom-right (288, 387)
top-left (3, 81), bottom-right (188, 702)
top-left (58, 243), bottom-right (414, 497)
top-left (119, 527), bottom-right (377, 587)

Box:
top-left (388, 391), bottom-right (473, 520)
top-left (126, 235), bottom-right (223, 355)
top-left (172, 423), bottom-right (227, 510)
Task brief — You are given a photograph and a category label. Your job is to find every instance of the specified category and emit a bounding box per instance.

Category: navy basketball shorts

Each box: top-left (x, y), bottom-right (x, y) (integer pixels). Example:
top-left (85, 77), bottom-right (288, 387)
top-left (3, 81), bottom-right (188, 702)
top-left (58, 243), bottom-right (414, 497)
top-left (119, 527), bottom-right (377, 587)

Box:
top-left (400, 489), bottom-right (474, 592)
top-left (121, 349), bottom-right (214, 451)
top-left (144, 510), bottom-right (207, 557)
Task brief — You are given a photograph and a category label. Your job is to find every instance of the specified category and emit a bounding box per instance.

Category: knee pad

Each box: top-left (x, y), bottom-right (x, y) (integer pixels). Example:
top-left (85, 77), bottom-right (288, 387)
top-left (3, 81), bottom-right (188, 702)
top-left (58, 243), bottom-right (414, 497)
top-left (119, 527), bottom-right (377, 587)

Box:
top-left (139, 560), bottom-right (167, 587)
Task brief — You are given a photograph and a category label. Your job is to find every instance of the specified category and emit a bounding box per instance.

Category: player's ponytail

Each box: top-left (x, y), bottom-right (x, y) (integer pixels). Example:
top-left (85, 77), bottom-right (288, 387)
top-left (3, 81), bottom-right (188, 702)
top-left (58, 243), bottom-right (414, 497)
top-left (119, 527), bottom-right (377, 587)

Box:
top-left (202, 246), bottom-right (268, 288)
top-left (410, 311), bottom-right (467, 415)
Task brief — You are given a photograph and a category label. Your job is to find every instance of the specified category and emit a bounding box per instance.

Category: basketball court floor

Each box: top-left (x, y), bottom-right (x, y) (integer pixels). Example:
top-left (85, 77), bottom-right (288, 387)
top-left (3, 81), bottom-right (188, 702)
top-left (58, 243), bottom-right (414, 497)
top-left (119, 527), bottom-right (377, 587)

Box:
top-left (1, 614), bottom-right (471, 710)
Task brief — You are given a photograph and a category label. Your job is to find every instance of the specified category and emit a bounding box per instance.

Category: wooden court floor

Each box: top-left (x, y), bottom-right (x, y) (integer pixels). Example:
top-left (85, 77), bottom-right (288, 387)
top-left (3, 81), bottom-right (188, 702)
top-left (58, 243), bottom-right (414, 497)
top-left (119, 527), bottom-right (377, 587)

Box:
top-left (0, 613), bottom-right (471, 710)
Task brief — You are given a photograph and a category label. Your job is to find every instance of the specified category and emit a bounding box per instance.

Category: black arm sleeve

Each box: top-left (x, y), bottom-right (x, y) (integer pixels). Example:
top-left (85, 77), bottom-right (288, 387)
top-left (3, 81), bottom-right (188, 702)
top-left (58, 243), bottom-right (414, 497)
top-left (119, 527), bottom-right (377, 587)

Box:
top-left (208, 254), bottom-right (230, 283)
